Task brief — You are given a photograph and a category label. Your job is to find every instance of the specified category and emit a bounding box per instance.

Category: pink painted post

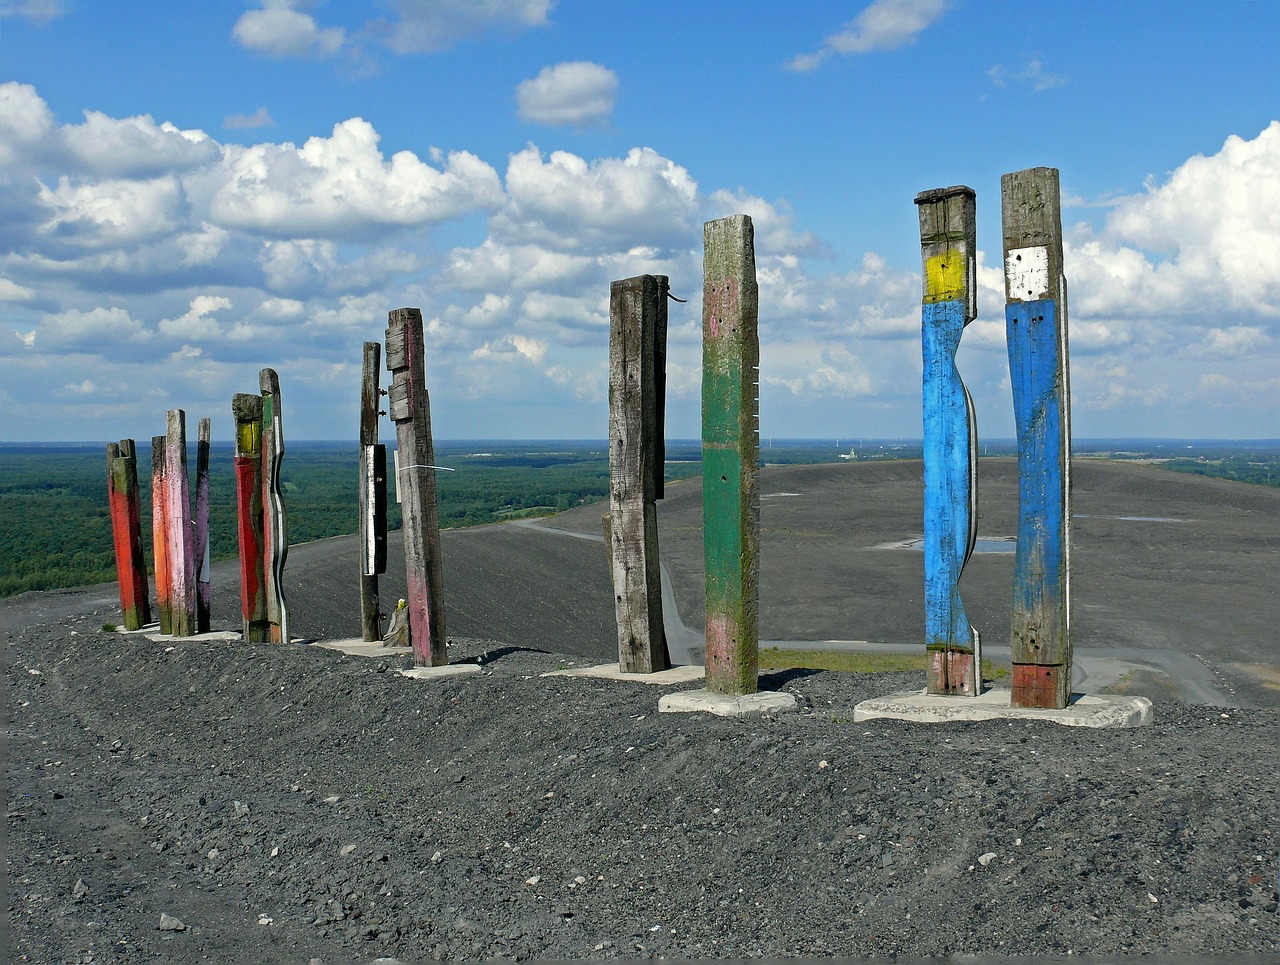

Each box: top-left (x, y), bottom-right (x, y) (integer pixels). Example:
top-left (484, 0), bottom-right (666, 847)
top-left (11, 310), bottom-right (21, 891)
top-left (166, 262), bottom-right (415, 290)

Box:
top-left (151, 437), bottom-right (172, 634)
top-left (165, 409), bottom-right (196, 637)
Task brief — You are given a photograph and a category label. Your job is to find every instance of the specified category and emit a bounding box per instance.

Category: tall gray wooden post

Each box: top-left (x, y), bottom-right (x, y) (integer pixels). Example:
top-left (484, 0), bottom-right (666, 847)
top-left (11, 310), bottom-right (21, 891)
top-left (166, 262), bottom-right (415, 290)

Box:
top-left (165, 409), bottom-right (196, 637)
top-left (702, 215), bottom-right (760, 696)
top-left (1002, 167), bottom-right (1073, 709)
top-left (359, 341), bottom-right (388, 642)
top-left (260, 369), bottom-right (290, 644)
top-left (917, 185), bottom-right (982, 696)
top-left (386, 308), bottom-right (447, 667)
top-left (608, 274), bottom-right (671, 673)
top-left (194, 417), bottom-right (212, 633)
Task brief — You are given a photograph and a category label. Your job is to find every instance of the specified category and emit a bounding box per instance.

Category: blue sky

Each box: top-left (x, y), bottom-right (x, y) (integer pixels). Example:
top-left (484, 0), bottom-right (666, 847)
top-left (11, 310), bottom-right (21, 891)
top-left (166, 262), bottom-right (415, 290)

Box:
top-left (1, 0), bottom-right (1277, 442)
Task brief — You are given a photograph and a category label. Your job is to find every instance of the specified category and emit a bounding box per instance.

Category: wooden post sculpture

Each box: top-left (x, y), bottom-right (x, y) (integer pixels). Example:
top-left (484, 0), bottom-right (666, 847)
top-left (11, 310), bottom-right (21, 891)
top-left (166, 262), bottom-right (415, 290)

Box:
top-left (165, 409), bottom-right (197, 637)
top-left (386, 308), bottom-right (447, 667)
top-left (702, 215), bottom-right (760, 696)
top-left (150, 436), bottom-right (173, 634)
top-left (233, 393), bottom-right (269, 642)
top-left (106, 440), bottom-right (151, 630)
top-left (1002, 167), bottom-right (1073, 709)
top-left (359, 341), bottom-right (389, 642)
top-left (260, 369), bottom-right (290, 644)
top-left (916, 186), bottom-right (982, 696)
top-left (194, 417), bottom-right (212, 633)
top-left (608, 274), bottom-right (672, 673)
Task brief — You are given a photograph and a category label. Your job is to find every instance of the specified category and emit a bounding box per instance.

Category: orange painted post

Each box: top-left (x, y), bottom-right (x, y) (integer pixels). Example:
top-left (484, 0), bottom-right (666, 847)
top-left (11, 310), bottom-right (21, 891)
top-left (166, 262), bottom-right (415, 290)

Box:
top-left (165, 409), bottom-right (197, 637)
top-left (386, 308), bottom-right (447, 667)
top-left (233, 393), bottom-right (268, 642)
top-left (193, 417), bottom-right (212, 633)
top-left (150, 436), bottom-right (172, 635)
top-left (260, 369), bottom-right (290, 644)
top-left (106, 440), bottom-right (151, 630)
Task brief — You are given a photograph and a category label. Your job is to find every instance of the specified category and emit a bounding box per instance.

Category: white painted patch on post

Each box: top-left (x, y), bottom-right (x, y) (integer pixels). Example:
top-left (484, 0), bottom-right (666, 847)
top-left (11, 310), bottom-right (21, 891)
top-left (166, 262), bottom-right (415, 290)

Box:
top-left (1005, 245), bottom-right (1050, 301)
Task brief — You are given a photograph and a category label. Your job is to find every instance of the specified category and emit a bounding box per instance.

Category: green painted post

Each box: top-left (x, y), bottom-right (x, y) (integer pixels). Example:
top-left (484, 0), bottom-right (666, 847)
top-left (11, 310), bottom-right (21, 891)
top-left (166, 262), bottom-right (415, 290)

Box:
top-left (701, 215), bottom-right (760, 696)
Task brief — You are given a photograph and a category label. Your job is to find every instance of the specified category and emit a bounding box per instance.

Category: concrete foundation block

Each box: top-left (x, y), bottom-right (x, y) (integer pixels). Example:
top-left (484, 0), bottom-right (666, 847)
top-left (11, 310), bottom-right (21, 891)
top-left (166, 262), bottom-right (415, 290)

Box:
top-left (853, 688), bottom-right (1153, 728)
top-left (398, 664), bottom-right (482, 681)
top-left (658, 688), bottom-right (799, 717)
top-left (542, 663), bottom-right (705, 685)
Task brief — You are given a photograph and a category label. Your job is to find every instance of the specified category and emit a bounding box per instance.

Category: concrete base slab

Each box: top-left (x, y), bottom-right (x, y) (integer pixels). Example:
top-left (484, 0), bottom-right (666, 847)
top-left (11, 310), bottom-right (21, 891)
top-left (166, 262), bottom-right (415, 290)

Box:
top-left (542, 663), bottom-right (705, 685)
top-left (658, 688), bottom-right (799, 717)
top-left (398, 664), bottom-right (483, 681)
top-left (142, 630), bottom-right (242, 644)
top-left (314, 638), bottom-right (412, 658)
top-left (853, 688), bottom-right (1153, 728)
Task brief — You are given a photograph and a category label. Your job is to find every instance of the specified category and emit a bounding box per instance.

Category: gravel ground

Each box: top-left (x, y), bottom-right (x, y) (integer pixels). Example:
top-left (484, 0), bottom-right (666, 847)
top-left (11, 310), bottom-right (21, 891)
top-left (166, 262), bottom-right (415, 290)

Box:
top-left (6, 599), bottom-right (1279, 963)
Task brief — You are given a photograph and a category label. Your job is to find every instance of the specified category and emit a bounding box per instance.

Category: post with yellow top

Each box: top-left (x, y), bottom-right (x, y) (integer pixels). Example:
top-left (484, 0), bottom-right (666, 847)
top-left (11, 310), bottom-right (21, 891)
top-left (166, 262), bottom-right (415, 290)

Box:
top-left (916, 185), bottom-right (982, 696)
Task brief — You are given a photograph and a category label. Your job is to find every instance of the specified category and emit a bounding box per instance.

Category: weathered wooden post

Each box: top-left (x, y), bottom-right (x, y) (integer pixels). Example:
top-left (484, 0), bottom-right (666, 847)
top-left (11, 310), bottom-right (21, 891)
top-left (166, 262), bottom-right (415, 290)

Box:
top-left (359, 341), bottom-right (388, 642)
top-left (1002, 167), bottom-right (1073, 709)
top-left (164, 409), bottom-right (197, 637)
top-left (150, 436), bottom-right (173, 635)
top-left (233, 393), bottom-right (269, 642)
top-left (106, 440), bottom-right (151, 630)
top-left (702, 215), bottom-right (760, 696)
top-left (608, 274), bottom-right (671, 673)
top-left (260, 369), bottom-right (290, 644)
top-left (193, 417), bottom-right (212, 633)
top-left (916, 185), bottom-right (982, 696)
top-left (386, 308), bottom-right (447, 667)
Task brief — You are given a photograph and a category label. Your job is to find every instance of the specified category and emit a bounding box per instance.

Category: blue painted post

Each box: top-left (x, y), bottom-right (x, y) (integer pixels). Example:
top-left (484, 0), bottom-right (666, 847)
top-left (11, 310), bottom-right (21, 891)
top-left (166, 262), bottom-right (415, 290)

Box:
top-left (916, 185), bottom-right (982, 696)
top-left (1002, 167), bottom-right (1073, 709)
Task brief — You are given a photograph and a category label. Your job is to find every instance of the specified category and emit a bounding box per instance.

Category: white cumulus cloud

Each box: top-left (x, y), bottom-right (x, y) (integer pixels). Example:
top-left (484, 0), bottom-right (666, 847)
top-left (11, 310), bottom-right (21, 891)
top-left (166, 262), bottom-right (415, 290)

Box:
top-left (517, 62), bottom-right (617, 126)
top-left (232, 1), bottom-right (346, 59)
top-left (787, 0), bottom-right (949, 71)
top-left (373, 0), bottom-right (553, 54)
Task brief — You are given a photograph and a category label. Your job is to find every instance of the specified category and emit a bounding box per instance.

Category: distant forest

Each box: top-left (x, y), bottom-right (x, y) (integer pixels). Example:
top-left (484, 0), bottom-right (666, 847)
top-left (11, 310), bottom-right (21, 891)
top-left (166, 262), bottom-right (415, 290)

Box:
top-left (1, 440), bottom-right (1276, 597)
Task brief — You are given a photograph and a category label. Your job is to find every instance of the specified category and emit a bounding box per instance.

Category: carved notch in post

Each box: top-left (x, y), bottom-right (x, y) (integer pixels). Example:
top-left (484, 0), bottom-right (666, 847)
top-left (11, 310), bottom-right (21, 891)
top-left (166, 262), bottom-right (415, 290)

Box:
top-left (1002, 167), bottom-right (1073, 709)
top-left (386, 308), bottom-right (447, 667)
top-left (260, 369), bottom-right (290, 644)
top-left (702, 215), bottom-right (761, 696)
top-left (194, 417), bottom-right (212, 633)
top-left (233, 393), bottom-right (269, 642)
top-left (359, 341), bottom-right (388, 642)
top-left (150, 436), bottom-right (173, 635)
top-left (916, 185), bottom-right (982, 696)
top-left (107, 440), bottom-right (151, 630)
top-left (608, 274), bottom-right (671, 673)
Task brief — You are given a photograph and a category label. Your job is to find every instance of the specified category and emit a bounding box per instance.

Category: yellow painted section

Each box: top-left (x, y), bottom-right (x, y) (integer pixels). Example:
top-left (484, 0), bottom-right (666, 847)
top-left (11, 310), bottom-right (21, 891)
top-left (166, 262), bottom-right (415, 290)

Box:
top-left (925, 251), bottom-right (967, 303)
top-left (237, 420), bottom-right (261, 457)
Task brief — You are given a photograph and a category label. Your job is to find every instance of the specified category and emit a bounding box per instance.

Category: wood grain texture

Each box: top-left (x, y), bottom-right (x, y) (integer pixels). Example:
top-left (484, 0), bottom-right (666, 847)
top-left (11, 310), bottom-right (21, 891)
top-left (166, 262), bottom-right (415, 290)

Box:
top-left (233, 393), bottom-right (268, 642)
top-left (608, 274), bottom-right (670, 673)
top-left (359, 341), bottom-right (386, 642)
top-left (106, 441), bottom-right (151, 630)
top-left (702, 215), bottom-right (760, 696)
top-left (386, 308), bottom-right (447, 667)
top-left (150, 436), bottom-right (172, 635)
top-left (916, 186), bottom-right (981, 696)
top-left (260, 369), bottom-right (290, 644)
top-left (194, 417), bottom-right (211, 633)
top-left (1002, 167), bottom-right (1072, 709)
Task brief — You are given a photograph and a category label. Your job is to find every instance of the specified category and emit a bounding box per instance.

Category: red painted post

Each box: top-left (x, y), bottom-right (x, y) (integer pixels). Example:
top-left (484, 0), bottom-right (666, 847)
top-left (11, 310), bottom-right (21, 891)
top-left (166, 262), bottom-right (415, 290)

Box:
top-left (106, 440), bottom-right (151, 630)
top-left (150, 436), bottom-right (172, 635)
top-left (233, 393), bottom-right (268, 642)
top-left (260, 369), bottom-right (290, 644)
top-left (194, 417), bottom-right (212, 633)
top-left (165, 409), bottom-right (196, 637)
top-left (386, 308), bottom-right (447, 667)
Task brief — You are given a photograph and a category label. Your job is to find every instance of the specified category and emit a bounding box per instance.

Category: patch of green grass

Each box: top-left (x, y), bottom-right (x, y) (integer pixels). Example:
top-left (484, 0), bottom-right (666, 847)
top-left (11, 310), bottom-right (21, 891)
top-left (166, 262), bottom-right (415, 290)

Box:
top-left (761, 646), bottom-right (1011, 681)
top-left (101, 622), bottom-right (118, 632)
